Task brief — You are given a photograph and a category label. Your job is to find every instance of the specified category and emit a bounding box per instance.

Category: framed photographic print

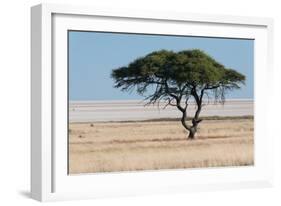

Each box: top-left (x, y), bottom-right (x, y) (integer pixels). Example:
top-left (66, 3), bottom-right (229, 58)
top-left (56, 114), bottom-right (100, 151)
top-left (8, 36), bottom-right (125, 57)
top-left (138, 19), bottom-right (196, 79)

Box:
top-left (31, 3), bottom-right (274, 201)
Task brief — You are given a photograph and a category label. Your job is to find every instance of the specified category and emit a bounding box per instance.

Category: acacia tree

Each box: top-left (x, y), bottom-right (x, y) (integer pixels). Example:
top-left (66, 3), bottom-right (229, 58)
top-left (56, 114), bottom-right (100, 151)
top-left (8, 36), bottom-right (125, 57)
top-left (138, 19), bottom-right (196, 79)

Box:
top-left (111, 49), bottom-right (245, 139)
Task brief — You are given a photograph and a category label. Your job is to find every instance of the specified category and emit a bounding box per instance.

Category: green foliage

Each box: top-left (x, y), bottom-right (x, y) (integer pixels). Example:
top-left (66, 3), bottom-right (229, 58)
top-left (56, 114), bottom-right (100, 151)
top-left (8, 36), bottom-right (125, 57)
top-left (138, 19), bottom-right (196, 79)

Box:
top-left (111, 49), bottom-right (245, 104)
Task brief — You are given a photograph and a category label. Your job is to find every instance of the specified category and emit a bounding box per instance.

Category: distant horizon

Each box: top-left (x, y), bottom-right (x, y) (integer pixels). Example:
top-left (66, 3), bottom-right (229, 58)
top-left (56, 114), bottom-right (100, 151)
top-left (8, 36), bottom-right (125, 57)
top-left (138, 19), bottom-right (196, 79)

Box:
top-left (69, 98), bottom-right (253, 123)
top-left (69, 98), bottom-right (254, 103)
top-left (69, 31), bottom-right (254, 101)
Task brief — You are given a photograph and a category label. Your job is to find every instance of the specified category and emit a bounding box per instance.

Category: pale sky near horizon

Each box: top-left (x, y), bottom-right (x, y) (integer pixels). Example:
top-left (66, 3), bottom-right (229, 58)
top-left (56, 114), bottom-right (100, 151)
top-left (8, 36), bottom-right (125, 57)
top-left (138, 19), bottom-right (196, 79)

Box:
top-left (69, 31), bottom-right (254, 101)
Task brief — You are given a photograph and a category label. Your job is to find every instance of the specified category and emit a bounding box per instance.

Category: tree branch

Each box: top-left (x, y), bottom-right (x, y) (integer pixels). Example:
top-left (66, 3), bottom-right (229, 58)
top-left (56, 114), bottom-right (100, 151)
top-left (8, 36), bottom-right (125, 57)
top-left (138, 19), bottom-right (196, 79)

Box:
top-left (204, 84), bottom-right (220, 90)
top-left (181, 110), bottom-right (191, 131)
top-left (184, 96), bottom-right (189, 110)
top-left (163, 97), bottom-right (177, 109)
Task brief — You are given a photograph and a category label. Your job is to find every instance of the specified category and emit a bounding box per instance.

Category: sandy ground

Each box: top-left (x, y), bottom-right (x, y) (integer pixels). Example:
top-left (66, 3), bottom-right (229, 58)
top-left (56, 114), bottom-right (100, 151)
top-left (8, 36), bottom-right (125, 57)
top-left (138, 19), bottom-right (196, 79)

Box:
top-left (68, 118), bottom-right (254, 174)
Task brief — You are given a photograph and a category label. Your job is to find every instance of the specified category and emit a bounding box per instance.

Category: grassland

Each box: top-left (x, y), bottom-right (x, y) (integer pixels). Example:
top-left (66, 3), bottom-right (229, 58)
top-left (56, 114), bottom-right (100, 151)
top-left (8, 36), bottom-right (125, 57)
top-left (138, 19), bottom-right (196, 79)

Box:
top-left (68, 117), bottom-right (254, 174)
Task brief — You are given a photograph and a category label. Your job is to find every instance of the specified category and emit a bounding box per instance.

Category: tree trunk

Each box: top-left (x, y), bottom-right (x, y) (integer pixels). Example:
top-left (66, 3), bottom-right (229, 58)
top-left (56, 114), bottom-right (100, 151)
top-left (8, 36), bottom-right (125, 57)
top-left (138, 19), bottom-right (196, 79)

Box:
top-left (180, 110), bottom-right (189, 130)
top-left (188, 130), bottom-right (196, 139)
top-left (188, 125), bottom-right (197, 139)
top-left (180, 109), bottom-right (201, 140)
top-left (188, 98), bottom-right (202, 139)
top-left (177, 95), bottom-right (203, 140)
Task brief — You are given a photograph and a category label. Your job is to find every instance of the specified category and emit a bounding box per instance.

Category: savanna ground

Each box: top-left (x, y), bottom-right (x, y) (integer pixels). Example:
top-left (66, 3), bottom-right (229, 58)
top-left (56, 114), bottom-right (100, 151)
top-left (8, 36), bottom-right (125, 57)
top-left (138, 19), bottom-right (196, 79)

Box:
top-left (68, 117), bottom-right (254, 174)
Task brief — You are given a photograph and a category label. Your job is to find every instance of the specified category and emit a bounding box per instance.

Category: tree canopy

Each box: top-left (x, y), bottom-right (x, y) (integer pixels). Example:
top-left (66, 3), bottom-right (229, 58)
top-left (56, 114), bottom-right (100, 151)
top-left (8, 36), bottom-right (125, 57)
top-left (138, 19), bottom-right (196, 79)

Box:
top-left (111, 49), bottom-right (245, 139)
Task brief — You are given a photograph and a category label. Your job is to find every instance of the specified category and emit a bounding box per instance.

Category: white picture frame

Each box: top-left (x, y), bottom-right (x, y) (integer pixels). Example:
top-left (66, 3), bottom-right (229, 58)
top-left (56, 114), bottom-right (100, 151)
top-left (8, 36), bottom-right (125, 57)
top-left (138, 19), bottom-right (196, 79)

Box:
top-left (31, 3), bottom-right (274, 202)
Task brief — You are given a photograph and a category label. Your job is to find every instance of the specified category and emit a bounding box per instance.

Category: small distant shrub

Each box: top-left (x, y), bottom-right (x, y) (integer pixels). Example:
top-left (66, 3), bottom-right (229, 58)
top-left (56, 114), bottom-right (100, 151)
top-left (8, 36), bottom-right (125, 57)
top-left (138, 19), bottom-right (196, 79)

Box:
top-left (90, 124), bottom-right (94, 127)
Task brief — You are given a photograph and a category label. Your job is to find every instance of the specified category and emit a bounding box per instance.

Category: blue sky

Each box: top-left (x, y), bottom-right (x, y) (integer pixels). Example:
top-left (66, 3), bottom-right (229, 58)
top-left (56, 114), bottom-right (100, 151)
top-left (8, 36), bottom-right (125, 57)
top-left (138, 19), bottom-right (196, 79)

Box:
top-left (69, 31), bottom-right (254, 101)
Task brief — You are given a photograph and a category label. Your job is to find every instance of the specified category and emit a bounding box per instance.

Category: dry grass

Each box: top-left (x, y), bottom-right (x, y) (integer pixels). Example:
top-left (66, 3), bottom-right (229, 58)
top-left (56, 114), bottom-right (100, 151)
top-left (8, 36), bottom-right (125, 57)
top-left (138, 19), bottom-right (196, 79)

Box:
top-left (69, 118), bottom-right (254, 174)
